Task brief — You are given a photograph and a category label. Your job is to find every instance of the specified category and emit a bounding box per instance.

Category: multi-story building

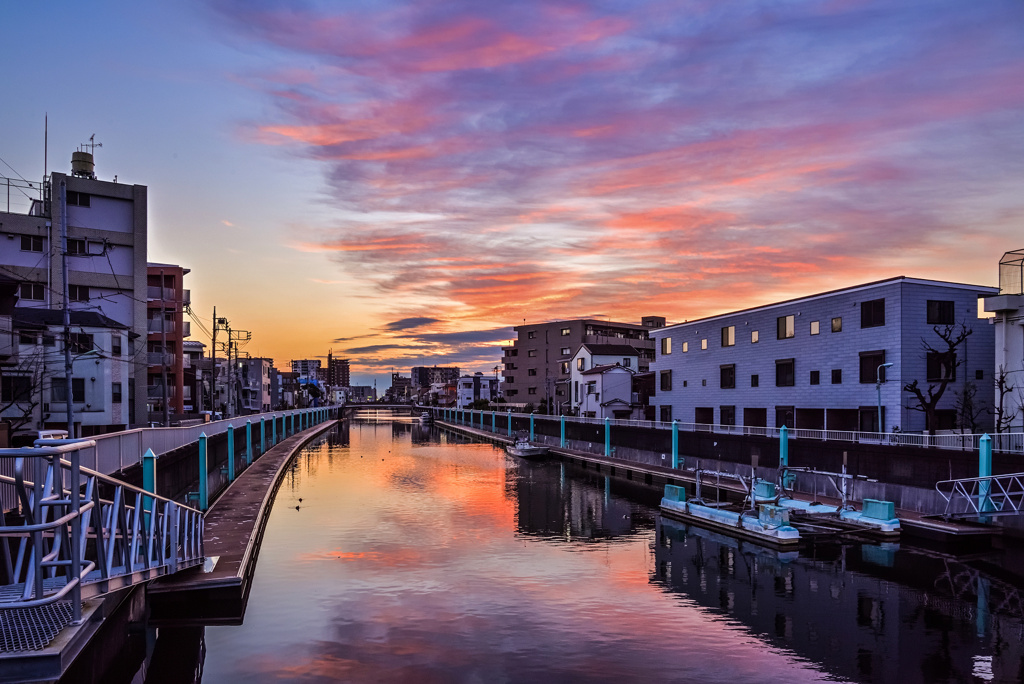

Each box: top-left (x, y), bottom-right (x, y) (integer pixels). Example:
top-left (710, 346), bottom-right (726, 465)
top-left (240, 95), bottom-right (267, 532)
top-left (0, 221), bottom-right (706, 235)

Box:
top-left (291, 359), bottom-right (321, 380)
top-left (182, 340), bottom-right (209, 414)
top-left (238, 357), bottom-right (272, 414)
top-left (456, 373), bottom-right (499, 408)
top-left (349, 385), bottom-right (376, 403)
top-left (326, 351), bottom-right (350, 388)
top-left (985, 249), bottom-right (1024, 431)
top-left (649, 277), bottom-right (997, 432)
top-left (501, 318), bottom-right (658, 410)
top-left (567, 344), bottom-right (641, 417)
top-left (146, 263), bottom-right (189, 422)
top-left (411, 365), bottom-right (460, 388)
top-left (388, 374), bottom-right (413, 401)
top-left (1, 155), bottom-right (149, 429)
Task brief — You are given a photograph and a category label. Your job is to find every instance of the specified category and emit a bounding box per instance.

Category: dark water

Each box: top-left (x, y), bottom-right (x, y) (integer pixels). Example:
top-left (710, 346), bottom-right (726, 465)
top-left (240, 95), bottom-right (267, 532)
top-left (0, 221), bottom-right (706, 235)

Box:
top-left (190, 414), bottom-right (1023, 683)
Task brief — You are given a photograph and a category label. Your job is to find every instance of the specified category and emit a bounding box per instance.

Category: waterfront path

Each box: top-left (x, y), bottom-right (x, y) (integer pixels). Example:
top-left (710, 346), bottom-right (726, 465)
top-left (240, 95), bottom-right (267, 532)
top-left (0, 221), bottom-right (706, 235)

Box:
top-left (147, 419), bottom-right (340, 625)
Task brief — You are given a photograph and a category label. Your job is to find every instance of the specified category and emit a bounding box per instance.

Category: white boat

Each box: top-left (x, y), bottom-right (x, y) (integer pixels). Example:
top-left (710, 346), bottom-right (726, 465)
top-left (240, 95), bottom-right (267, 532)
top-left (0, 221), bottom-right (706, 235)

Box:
top-left (419, 411), bottom-right (433, 423)
top-left (506, 433), bottom-right (548, 460)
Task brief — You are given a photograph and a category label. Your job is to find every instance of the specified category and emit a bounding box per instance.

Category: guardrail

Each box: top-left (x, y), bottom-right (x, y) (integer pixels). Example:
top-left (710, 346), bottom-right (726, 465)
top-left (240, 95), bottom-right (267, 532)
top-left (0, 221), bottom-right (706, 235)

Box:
top-left (431, 407), bottom-right (1024, 454)
top-left (0, 440), bottom-right (204, 620)
top-left (935, 472), bottom-right (1024, 520)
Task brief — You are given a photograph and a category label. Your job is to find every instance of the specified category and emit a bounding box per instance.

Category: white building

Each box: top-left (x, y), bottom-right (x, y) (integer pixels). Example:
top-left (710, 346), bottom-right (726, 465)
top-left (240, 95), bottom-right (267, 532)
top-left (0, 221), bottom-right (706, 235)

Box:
top-left (456, 373), bottom-right (499, 408)
top-left (985, 250), bottom-right (1024, 432)
top-left (1, 158), bottom-right (150, 429)
top-left (565, 344), bottom-right (641, 414)
top-left (649, 277), bottom-right (997, 433)
top-left (291, 359), bottom-right (321, 380)
top-left (239, 357), bottom-right (272, 414)
top-left (571, 364), bottom-right (636, 419)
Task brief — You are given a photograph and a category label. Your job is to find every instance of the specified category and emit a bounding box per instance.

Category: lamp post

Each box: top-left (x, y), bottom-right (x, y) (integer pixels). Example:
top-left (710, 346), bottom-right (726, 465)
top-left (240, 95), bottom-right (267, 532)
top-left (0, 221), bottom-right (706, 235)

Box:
top-left (876, 362), bottom-right (894, 433)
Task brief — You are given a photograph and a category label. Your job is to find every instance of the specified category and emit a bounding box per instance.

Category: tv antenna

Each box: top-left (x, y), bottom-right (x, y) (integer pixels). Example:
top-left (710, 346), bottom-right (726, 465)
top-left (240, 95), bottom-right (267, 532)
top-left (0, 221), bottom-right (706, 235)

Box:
top-left (79, 134), bottom-right (102, 155)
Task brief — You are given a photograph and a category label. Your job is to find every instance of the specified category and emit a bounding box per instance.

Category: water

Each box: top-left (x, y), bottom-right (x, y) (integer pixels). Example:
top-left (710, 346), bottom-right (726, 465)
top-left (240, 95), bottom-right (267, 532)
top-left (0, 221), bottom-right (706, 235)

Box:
top-left (192, 414), bottom-right (1023, 683)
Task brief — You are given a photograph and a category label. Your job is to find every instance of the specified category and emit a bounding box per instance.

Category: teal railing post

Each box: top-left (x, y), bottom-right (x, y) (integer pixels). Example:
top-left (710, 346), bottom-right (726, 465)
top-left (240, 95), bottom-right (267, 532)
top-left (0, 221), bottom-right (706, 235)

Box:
top-left (560, 415), bottom-right (566, 448)
top-left (246, 420), bottom-right (253, 466)
top-left (604, 417), bottom-right (611, 457)
top-left (530, 412), bottom-right (535, 441)
top-left (227, 424), bottom-right (236, 482)
top-left (142, 448), bottom-right (157, 514)
top-left (672, 420), bottom-right (679, 469)
top-left (260, 418), bottom-right (266, 454)
top-left (492, 410), bottom-right (496, 433)
top-left (780, 425), bottom-right (793, 488)
top-left (980, 433), bottom-right (993, 522)
top-left (198, 433), bottom-right (209, 511)
top-left (272, 415), bottom-right (277, 445)
top-left (507, 410), bottom-right (512, 437)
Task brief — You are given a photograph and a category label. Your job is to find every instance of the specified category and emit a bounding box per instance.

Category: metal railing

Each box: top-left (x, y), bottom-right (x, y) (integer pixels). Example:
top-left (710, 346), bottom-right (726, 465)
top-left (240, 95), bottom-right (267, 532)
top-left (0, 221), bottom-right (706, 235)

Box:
top-left (436, 408), bottom-right (1024, 454)
top-left (935, 472), bottom-right (1024, 520)
top-left (0, 440), bottom-right (204, 619)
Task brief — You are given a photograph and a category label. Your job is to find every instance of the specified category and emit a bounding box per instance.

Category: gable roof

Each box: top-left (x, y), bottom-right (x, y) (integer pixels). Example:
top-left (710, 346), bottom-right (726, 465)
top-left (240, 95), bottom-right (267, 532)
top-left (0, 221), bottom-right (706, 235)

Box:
top-left (580, 363), bottom-right (635, 376)
top-left (13, 307), bottom-right (128, 330)
top-left (579, 344), bottom-right (640, 357)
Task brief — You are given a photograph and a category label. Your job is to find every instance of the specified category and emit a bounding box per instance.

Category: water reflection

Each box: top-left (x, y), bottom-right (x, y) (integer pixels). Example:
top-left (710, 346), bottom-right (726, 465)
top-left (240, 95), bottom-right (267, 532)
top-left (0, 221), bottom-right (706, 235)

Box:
top-left (85, 413), bottom-right (1024, 683)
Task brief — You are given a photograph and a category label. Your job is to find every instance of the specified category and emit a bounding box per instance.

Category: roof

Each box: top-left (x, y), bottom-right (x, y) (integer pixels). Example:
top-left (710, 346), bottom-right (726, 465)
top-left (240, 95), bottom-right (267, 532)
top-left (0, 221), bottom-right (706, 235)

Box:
top-left (579, 344), bottom-right (641, 356)
top-left (13, 307), bottom-right (128, 330)
top-left (600, 398), bottom-right (632, 407)
top-left (580, 363), bottom-right (634, 375)
top-left (657, 276), bottom-right (1001, 332)
top-left (514, 318), bottom-right (648, 332)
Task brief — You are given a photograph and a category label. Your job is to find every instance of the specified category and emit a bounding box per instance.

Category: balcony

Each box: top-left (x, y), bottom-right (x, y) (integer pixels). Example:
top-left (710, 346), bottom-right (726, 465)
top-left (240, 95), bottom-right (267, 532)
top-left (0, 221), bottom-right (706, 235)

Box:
top-left (147, 352), bottom-right (175, 367)
top-left (147, 319), bottom-right (176, 334)
top-left (147, 286), bottom-right (178, 302)
top-left (182, 321), bottom-right (190, 338)
top-left (147, 385), bottom-right (177, 399)
top-left (182, 289), bottom-right (191, 306)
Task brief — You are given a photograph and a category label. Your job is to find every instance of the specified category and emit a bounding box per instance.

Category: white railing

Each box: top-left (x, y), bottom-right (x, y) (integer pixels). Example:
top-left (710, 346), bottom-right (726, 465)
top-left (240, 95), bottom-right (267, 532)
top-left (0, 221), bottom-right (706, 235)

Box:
top-left (440, 409), bottom-right (1024, 454)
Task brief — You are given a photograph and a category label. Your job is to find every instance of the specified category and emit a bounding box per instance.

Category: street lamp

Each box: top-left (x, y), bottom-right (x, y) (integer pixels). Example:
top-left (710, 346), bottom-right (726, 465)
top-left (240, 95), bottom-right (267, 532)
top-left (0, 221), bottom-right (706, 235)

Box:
top-left (876, 362), bottom-right (894, 433)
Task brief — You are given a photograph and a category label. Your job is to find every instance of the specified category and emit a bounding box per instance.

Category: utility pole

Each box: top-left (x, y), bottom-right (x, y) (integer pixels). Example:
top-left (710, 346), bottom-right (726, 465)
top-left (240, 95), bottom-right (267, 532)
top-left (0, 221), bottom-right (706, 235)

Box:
top-left (60, 179), bottom-right (73, 438)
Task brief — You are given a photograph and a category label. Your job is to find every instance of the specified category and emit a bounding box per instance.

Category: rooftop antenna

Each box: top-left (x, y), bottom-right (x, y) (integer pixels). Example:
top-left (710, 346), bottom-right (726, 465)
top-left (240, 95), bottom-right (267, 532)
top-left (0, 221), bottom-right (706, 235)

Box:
top-left (71, 135), bottom-right (101, 179)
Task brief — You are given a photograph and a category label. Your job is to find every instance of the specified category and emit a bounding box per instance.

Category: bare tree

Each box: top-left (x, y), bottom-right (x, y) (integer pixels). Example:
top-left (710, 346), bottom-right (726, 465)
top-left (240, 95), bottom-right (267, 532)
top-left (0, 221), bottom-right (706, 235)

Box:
top-left (954, 381), bottom-right (985, 434)
top-left (992, 366), bottom-right (1019, 433)
top-left (0, 346), bottom-right (48, 434)
top-left (903, 323), bottom-right (972, 436)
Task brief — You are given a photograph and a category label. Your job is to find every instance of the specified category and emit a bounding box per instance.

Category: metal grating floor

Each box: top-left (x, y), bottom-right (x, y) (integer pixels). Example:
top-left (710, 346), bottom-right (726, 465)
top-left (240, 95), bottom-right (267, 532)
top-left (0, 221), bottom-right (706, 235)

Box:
top-left (0, 602), bottom-right (76, 652)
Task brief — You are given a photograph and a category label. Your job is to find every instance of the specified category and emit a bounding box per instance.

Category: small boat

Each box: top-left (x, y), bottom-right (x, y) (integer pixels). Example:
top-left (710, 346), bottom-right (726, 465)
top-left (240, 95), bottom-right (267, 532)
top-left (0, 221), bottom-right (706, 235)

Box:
top-left (506, 432), bottom-right (548, 460)
top-left (419, 411), bottom-right (433, 424)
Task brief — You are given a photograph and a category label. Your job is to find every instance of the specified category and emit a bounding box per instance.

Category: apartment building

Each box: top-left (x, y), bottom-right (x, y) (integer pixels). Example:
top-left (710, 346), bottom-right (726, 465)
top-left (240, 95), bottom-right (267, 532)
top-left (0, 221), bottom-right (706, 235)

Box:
top-left (238, 357), bottom-right (272, 414)
top-left (326, 351), bottom-right (350, 388)
top-left (456, 372), bottom-right (499, 408)
top-left (1, 154), bottom-right (149, 430)
top-left (501, 318), bottom-right (659, 409)
top-left (411, 365), bottom-right (460, 388)
top-left (649, 277), bottom-right (997, 432)
top-left (146, 263), bottom-right (189, 421)
top-left (985, 249), bottom-right (1024, 431)
top-left (182, 340), bottom-right (209, 414)
top-left (291, 359), bottom-right (321, 380)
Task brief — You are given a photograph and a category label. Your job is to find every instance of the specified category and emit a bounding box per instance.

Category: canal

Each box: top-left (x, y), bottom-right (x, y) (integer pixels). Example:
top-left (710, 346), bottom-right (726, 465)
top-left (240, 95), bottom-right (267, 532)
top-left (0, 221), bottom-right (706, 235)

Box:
top-left (111, 411), bottom-right (1024, 682)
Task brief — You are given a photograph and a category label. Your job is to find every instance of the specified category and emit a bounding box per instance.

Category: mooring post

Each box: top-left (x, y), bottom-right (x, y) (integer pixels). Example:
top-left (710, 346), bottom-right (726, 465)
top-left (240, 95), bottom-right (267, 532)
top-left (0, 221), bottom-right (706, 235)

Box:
top-left (198, 433), bottom-right (209, 512)
top-left (227, 424), bottom-right (236, 481)
top-left (246, 420), bottom-right (253, 466)
top-left (604, 417), bottom-right (611, 457)
top-left (980, 433), bottom-right (993, 522)
top-left (560, 415), bottom-right (566, 447)
top-left (530, 412), bottom-right (535, 441)
top-left (672, 420), bottom-right (679, 469)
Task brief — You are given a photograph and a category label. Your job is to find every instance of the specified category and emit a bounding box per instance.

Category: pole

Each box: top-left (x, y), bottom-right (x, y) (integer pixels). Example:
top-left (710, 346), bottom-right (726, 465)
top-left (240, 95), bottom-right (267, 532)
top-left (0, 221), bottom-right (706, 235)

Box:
top-left (246, 419), bottom-right (252, 465)
top-left (979, 433), bottom-right (993, 522)
top-left (876, 362), bottom-right (893, 433)
top-left (604, 417), bottom-right (611, 457)
top-left (227, 424), bottom-right (235, 481)
top-left (60, 179), bottom-right (74, 438)
top-left (198, 433), bottom-right (208, 511)
top-left (530, 412), bottom-right (535, 441)
top-left (560, 415), bottom-right (566, 447)
top-left (211, 306), bottom-right (217, 415)
top-left (672, 420), bottom-right (679, 469)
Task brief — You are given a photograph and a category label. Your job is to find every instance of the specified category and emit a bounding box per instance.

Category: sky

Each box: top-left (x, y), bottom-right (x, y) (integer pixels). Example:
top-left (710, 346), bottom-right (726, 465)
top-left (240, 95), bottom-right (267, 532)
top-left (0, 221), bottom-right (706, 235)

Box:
top-left (2, 1), bottom-right (1023, 389)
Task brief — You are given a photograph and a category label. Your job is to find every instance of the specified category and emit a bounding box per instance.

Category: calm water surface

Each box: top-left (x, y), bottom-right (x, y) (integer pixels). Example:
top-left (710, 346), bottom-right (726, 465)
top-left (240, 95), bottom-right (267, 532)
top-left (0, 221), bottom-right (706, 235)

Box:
top-left (197, 414), bottom-right (1024, 683)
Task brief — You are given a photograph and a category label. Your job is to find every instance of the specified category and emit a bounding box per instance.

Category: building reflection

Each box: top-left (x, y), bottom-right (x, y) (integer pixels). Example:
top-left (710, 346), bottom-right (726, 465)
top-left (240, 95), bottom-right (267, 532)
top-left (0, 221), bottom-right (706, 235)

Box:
top-left (652, 517), bottom-right (1024, 682)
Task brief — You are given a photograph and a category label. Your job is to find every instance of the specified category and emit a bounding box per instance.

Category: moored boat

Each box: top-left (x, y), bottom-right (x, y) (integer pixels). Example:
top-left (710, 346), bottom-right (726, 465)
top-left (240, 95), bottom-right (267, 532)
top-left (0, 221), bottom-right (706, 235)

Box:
top-left (506, 432), bottom-right (548, 460)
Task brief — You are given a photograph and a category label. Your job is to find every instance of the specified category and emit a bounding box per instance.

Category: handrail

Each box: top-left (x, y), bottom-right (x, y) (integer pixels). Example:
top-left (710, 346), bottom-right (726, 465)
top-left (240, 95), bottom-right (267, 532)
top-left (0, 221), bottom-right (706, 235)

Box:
top-left (935, 472), bottom-right (1024, 520)
top-left (0, 440), bottom-right (205, 618)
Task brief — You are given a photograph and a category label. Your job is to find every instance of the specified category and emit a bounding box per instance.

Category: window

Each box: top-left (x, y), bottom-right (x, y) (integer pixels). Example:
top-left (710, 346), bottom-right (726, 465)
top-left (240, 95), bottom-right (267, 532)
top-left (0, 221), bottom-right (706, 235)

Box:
top-left (695, 407), bottom-right (714, 424)
top-left (506, 389), bottom-right (518, 397)
top-left (859, 351), bottom-right (886, 383)
top-left (927, 300), bottom-right (955, 325)
top-left (721, 326), bottom-right (735, 347)
top-left (777, 315), bottom-right (795, 339)
top-left (19, 332), bottom-right (36, 345)
top-left (720, 364), bottom-right (735, 389)
top-left (577, 358), bottom-right (585, 371)
top-left (682, 341), bottom-right (688, 353)
top-left (67, 191), bottom-right (91, 207)
top-left (683, 380), bottom-right (688, 387)
top-left (527, 331), bottom-right (536, 339)
top-left (72, 378), bottom-right (85, 403)
top-left (810, 321), bottom-right (820, 335)
top-left (527, 350), bottom-right (536, 357)
top-left (775, 359), bottom-right (795, 387)
top-left (660, 370), bottom-right (672, 391)
top-left (810, 370), bottom-right (820, 385)
top-left (832, 369), bottom-right (842, 384)
top-left (42, 333), bottom-right (55, 347)
top-left (560, 328), bottom-right (571, 336)
top-left (1, 375), bottom-right (31, 402)
top-left (927, 351), bottom-right (956, 382)
top-left (21, 235), bottom-right (43, 252)
top-left (560, 347), bottom-right (571, 356)
top-left (751, 374), bottom-right (759, 387)
top-left (560, 362), bottom-right (569, 374)
top-left (506, 377), bottom-right (515, 384)
top-left (69, 285), bottom-right (89, 302)
top-left (508, 349), bottom-right (518, 357)
top-left (52, 384), bottom-right (66, 402)
top-left (19, 283), bottom-right (44, 301)
top-left (976, 369), bottom-right (984, 380)
top-left (701, 338), bottom-right (707, 350)
top-left (112, 335), bottom-right (122, 356)
top-left (528, 387), bottom-right (537, 395)
top-left (661, 337), bottom-right (671, 355)
top-left (660, 405), bottom-right (672, 422)
top-left (623, 358), bottom-right (631, 367)
top-left (832, 317), bottom-right (842, 333)
top-left (527, 369), bottom-right (537, 376)
top-left (70, 333), bottom-right (94, 354)
top-left (751, 330), bottom-right (759, 343)
top-left (861, 298), bottom-right (885, 328)
top-left (112, 382), bottom-right (122, 403)
top-left (720, 406), bottom-right (736, 426)
top-left (67, 238), bottom-right (87, 256)
top-left (776, 406), bottom-right (795, 429)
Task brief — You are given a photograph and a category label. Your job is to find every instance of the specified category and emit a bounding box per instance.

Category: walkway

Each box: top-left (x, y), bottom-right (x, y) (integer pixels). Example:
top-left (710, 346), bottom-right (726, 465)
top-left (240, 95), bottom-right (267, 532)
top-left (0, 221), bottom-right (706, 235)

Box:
top-left (147, 419), bottom-right (339, 625)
